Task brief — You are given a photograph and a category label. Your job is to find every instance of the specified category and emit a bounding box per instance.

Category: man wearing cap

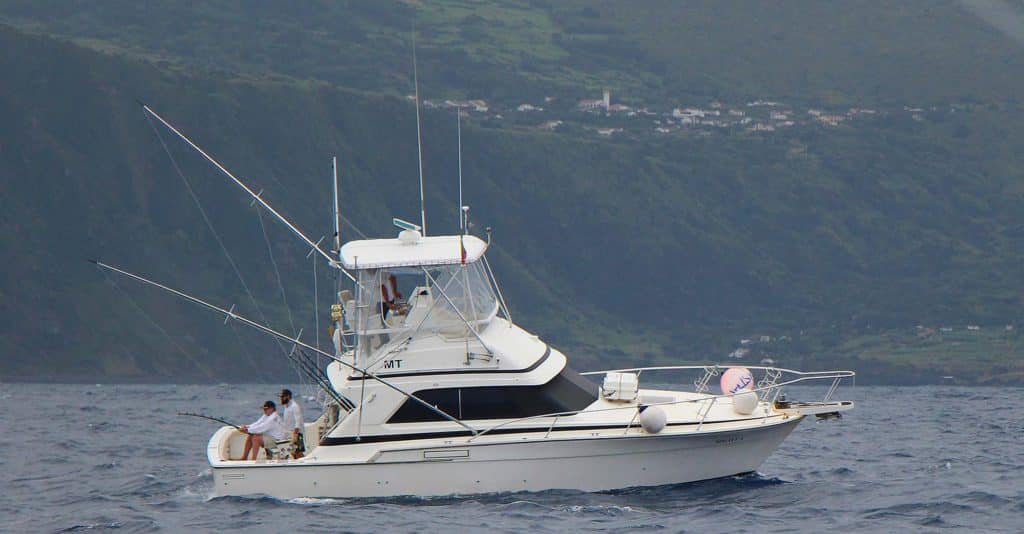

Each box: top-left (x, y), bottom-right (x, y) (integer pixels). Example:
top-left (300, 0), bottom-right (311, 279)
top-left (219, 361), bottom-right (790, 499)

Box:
top-left (279, 389), bottom-right (305, 459)
top-left (239, 400), bottom-right (288, 460)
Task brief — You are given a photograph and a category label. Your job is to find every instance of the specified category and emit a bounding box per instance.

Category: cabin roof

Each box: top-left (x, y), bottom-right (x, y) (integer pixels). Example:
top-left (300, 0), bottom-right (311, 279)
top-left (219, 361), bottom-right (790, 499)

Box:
top-left (340, 234), bottom-right (488, 269)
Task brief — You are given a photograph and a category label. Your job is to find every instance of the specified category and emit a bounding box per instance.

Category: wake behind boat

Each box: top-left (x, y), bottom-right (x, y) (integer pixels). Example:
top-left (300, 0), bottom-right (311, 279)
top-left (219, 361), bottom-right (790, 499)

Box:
top-left (96, 104), bottom-right (854, 499)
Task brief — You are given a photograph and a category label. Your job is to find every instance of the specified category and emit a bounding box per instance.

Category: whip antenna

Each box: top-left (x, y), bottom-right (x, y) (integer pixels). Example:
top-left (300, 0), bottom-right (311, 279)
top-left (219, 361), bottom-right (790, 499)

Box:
top-left (413, 27), bottom-right (427, 236)
top-left (332, 156), bottom-right (341, 252)
top-left (458, 109), bottom-right (465, 233)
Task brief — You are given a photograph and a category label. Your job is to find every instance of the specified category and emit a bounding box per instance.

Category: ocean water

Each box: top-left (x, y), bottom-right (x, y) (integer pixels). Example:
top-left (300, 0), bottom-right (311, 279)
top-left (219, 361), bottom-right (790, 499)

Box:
top-left (2, 384), bottom-right (1021, 533)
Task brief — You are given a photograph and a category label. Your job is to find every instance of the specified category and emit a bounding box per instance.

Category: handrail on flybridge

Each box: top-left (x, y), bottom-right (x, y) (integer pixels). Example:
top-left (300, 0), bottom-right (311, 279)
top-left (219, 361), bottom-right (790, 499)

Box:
top-left (140, 104), bottom-right (355, 283)
top-left (91, 259), bottom-right (476, 435)
top-left (466, 367), bottom-right (854, 442)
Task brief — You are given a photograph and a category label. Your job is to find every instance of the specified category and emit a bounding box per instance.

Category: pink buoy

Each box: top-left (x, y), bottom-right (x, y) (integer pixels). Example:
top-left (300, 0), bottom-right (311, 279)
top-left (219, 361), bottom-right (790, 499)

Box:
top-left (720, 367), bottom-right (754, 395)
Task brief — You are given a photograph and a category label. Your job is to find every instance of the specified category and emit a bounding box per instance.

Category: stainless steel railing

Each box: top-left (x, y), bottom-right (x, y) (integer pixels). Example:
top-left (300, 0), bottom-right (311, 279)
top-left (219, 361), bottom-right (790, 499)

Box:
top-left (464, 365), bottom-right (854, 442)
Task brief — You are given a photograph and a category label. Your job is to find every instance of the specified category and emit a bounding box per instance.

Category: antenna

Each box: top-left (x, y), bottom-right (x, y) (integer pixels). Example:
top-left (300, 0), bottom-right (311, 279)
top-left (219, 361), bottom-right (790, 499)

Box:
top-left (413, 27), bottom-right (427, 236)
top-left (332, 156), bottom-right (341, 252)
top-left (457, 109), bottom-right (464, 233)
top-left (393, 218), bottom-right (421, 232)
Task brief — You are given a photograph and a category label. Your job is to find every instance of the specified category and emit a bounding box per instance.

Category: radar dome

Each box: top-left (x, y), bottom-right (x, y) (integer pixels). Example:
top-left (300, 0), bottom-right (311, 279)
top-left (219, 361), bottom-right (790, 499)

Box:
top-left (398, 229), bottom-right (422, 244)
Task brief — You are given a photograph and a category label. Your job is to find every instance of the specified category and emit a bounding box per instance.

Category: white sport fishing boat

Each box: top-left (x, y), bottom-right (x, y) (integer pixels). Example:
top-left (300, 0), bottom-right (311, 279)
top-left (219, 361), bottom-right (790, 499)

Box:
top-left (97, 105), bottom-right (854, 499)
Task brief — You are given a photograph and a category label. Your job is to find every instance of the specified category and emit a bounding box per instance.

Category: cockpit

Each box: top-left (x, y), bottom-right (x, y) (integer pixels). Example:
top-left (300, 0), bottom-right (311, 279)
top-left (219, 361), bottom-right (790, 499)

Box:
top-left (354, 263), bottom-right (499, 332)
top-left (336, 232), bottom-right (503, 363)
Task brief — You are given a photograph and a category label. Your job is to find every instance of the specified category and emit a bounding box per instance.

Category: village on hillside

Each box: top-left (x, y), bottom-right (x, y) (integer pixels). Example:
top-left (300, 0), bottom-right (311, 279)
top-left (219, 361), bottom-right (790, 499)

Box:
top-left (722, 323), bottom-right (1018, 370)
top-left (410, 89), bottom-right (964, 139)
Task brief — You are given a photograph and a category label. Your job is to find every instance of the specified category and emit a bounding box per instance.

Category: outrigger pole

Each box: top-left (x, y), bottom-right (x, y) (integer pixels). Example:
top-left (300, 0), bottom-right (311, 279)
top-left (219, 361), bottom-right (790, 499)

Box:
top-left (91, 260), bottom-right (477, 435)
top-left (139, 103), bottom-right (355, 283)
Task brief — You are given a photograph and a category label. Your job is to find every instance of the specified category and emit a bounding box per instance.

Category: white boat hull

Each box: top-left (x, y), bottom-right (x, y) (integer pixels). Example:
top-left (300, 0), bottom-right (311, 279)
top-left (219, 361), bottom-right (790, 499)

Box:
top-left (211, 417), bottom-right (803, 499)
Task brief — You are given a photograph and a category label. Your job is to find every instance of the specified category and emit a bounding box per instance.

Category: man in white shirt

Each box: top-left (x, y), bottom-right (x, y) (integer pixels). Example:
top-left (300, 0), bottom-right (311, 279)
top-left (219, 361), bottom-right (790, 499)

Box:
top-left (279, 389), bottom-right (305, 459)
top-left (380, 273), bottom-right (402, 319)
top-left (239, 400), bottom-right (288, 460)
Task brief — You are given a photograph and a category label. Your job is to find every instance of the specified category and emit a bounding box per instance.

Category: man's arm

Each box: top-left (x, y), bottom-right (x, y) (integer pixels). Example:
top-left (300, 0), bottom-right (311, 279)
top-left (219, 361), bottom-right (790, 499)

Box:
top-left (247, 414), bottom-right (273, 434)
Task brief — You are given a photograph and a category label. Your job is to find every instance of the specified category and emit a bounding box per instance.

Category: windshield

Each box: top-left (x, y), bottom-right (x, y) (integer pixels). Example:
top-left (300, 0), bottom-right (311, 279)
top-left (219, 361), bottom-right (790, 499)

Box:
top-left (349, 260), bottom-right (499, 348)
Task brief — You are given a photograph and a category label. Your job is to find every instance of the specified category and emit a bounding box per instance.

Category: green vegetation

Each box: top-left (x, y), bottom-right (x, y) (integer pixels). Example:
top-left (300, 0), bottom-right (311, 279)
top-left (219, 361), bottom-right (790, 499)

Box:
top-left (0, 2), bottom-right (1022, 384)
top-left (835, 326), bottom-right (1024, 385)
top-left (3, 1), bottom-right (1024, 106)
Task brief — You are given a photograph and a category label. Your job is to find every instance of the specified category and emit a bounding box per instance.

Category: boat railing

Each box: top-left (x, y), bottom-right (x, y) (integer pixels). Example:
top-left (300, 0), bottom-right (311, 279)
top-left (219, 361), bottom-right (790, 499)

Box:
top-left (466, 365), bottom-right (854, 442)
top-left (584, 364), bottom-right (854, 401)
top-left (692, 365), bottom-right (720, 394)
top-left (757, 367), bottom-right (785, 402)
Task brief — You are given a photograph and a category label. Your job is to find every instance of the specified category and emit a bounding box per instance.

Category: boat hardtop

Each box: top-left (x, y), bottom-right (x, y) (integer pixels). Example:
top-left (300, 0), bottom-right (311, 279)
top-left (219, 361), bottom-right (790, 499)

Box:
top-left (339, 232), bottom-right (487, 269)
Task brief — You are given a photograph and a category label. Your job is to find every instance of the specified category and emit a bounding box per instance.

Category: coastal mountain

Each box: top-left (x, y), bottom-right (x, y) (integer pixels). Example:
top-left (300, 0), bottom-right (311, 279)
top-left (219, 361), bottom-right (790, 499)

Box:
top-left (1, 2), bottom-right (1022, 384)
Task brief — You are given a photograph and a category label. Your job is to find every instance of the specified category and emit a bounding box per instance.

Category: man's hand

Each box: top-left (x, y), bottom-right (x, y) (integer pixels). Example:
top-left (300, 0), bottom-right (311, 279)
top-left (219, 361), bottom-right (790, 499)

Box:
top-left (240, 425), bottom-right (248, 433)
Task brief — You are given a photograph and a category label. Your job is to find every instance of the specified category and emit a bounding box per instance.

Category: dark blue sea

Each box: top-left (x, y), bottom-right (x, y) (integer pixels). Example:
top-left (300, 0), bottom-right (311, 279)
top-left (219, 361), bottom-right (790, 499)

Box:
top-left (2, 384), bottom-right (1021, 532)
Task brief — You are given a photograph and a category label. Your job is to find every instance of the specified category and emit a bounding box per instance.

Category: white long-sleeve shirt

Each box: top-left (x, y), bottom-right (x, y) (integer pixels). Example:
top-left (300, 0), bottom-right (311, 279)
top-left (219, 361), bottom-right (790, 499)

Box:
top-left (247, 411), bottom-right (287, 441)
top-left (281, 400), bottom-right (304, 433)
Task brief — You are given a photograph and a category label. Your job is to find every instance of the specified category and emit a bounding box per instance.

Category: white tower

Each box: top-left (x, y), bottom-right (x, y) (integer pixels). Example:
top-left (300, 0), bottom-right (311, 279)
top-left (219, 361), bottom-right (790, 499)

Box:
top-left (603, 89), bottom-right (610, 112)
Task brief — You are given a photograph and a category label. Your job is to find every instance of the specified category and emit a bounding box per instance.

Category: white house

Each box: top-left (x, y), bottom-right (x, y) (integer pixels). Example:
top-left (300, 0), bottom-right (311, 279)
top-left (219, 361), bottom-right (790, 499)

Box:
top-left (729, 348), bottom-right (750, 359)
top-left (672, 107), bottom-right (705, 119)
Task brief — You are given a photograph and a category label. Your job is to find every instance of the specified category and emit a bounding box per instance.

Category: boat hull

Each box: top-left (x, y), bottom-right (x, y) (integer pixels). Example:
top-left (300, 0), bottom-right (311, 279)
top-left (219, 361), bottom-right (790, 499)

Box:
top-left (210, 417), bottom-right (803, 499)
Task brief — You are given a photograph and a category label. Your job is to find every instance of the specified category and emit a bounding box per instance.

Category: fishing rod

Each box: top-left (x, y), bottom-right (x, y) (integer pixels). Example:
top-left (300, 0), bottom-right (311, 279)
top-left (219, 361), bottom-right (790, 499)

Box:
top-left (177, 412), bottom-right (239, 429)
top-left (285, 339), bottom-right (355, 411)
top-left (91, 259), bottom-right (478, 435)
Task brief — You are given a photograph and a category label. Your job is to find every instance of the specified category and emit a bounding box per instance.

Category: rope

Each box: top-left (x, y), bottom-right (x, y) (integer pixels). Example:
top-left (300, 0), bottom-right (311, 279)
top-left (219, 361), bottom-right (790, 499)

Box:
top-left (254, 205), bottom-right (297, 335)
top-left (144, 108), bottom-right (380, 396)
top-left (144, 112), bottom-right (290, 368)
top-left (99, 267), bottom-right (205, 372)
top-left (341, 215), bottom-right (368, 239)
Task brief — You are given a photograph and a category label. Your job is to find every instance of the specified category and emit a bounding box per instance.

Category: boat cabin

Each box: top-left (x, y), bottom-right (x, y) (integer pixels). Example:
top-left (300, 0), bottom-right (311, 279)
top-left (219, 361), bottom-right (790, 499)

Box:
top-left (319, 229), bottom-right (599, 443)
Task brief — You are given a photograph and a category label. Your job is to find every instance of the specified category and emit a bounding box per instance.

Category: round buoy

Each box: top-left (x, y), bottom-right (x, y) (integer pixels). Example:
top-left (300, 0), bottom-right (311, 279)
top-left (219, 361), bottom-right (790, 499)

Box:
top-left (639, 405), bottom-right (667, 434)
top-left (733, 390), bottom-right (759, 415)
top-left (720, 367), bottom-right (754, 395)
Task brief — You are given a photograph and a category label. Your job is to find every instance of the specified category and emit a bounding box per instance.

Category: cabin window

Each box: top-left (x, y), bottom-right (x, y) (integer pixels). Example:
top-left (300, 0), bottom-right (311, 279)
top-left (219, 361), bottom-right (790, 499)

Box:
top-left (388, 368), bottom-right (597, 423)
top-left (352, 262), bottom-right (499, 340)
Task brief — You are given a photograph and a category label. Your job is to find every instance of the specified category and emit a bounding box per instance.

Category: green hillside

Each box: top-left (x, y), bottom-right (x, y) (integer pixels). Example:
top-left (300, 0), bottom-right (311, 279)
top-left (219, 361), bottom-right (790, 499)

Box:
top-left (1, 2), bottom-right (1023, 384)
top-left (2, 1), bottom-right (1023, 105)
